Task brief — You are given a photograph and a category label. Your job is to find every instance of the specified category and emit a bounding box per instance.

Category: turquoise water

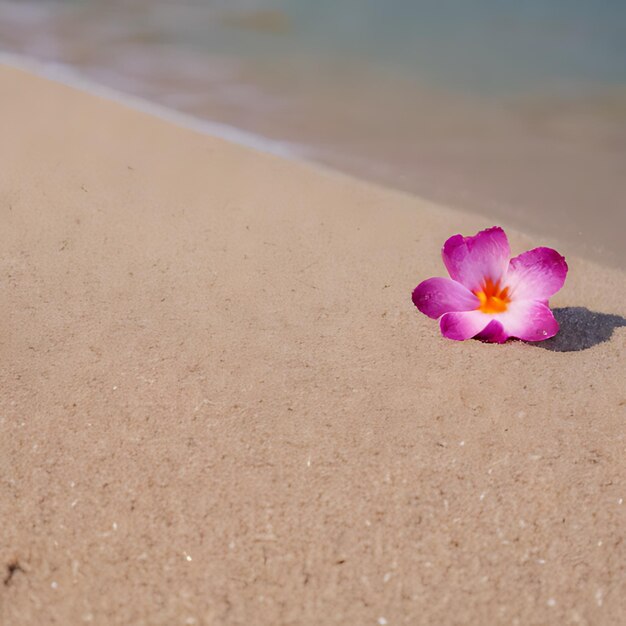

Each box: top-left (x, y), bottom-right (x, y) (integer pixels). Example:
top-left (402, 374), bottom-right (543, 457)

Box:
top-left (278, 0), bottom-right (626, 93)
top-left (3, 0), bottom-right (625, 94)
top-left (1, 0), bottom-right (625, 266)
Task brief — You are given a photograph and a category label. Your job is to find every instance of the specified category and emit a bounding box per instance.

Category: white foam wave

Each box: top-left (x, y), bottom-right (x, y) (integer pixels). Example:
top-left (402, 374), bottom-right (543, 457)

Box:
top-left (0, 50), bottom-right (304, 160)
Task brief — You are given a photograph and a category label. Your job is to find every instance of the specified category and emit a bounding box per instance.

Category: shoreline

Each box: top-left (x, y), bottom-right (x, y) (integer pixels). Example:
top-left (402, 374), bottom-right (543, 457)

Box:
top-left (1, 63), bottom-right (625, 625)
top-left (2, 50), bottom-right (625, 271)
top-left (0, 51), bottom-right (302, 161)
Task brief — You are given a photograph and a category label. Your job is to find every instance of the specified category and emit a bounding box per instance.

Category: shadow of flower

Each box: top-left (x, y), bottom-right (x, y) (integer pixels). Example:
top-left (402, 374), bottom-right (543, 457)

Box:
top-left (531, 307), bottom-right (626, 352)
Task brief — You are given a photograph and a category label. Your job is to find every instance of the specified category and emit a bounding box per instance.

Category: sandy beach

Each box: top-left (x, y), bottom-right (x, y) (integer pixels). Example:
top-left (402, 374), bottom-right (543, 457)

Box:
top-left (1, 64), bottom-right (625, 625)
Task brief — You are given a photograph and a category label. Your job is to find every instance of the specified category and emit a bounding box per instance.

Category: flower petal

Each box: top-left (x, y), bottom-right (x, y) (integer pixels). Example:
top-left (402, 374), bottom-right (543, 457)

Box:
top-left (506, 247), bottom-right (568, 301)
top-left (497, 300), bottom-right (559, 342)
top-left (442, 227), bottom-right (510, 292)
top-left (412, 277), bottom-right (479, 319)
top-left (475, 319), bottom-right (508, 344)
top-left (440, 310), bottom-right (491, 341)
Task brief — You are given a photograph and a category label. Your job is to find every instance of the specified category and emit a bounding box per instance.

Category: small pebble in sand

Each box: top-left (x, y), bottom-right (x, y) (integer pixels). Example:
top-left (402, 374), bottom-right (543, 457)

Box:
top-left (51, 581), bottom-right (58, 589)
top-left (547, 598), bottom-right (556, 607)
top-left (595, 589), bottom-right (604, 606)
top-left (459, 441), bottom-right (465, 446)
top-left (618, 498), bottom-right (623, 505)
top-left (185, 553), bottom-right (192, 562)
top-left (378, 618), bottom-right (388, 625)
top-left (383, 572), bottom-right (392, 583)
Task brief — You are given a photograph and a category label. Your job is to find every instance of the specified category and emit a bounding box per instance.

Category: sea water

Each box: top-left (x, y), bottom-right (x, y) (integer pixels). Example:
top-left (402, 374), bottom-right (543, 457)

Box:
top-left (1, 0), bottom-right (625, 265)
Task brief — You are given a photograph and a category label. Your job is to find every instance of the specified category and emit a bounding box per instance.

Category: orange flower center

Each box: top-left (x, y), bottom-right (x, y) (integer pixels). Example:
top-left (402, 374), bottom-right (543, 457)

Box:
top-left (475, 279), bottom-right (510, 314)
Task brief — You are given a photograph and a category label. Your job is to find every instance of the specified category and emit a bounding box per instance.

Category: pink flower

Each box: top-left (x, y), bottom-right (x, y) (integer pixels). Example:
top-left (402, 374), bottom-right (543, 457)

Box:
top-left (412, 227), bottom-right (568, 343)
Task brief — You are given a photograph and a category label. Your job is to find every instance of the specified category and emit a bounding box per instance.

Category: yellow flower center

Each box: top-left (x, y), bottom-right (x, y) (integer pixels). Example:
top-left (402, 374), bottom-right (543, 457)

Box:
top-left (475, 279), bottom-right (510, 314)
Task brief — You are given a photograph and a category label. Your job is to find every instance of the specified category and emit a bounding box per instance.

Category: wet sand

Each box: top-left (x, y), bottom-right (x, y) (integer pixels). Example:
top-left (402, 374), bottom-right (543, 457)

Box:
top-left (1, 65), bottom-right (625, 625)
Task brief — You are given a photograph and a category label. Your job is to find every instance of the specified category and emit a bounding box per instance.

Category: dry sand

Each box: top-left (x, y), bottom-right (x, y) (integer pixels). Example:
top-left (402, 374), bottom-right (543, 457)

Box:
top-left (1, 65), bottom-right (625, 625)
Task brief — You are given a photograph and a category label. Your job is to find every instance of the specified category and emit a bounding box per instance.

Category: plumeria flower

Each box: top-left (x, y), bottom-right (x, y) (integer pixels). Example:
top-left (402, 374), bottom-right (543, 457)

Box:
top-left (412, 226), bottom-right (567, 343)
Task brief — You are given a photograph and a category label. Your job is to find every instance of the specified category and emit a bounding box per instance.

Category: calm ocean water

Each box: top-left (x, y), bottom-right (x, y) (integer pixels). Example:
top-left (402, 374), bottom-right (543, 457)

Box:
top-left (1, 0), bottom-right (625, 266)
